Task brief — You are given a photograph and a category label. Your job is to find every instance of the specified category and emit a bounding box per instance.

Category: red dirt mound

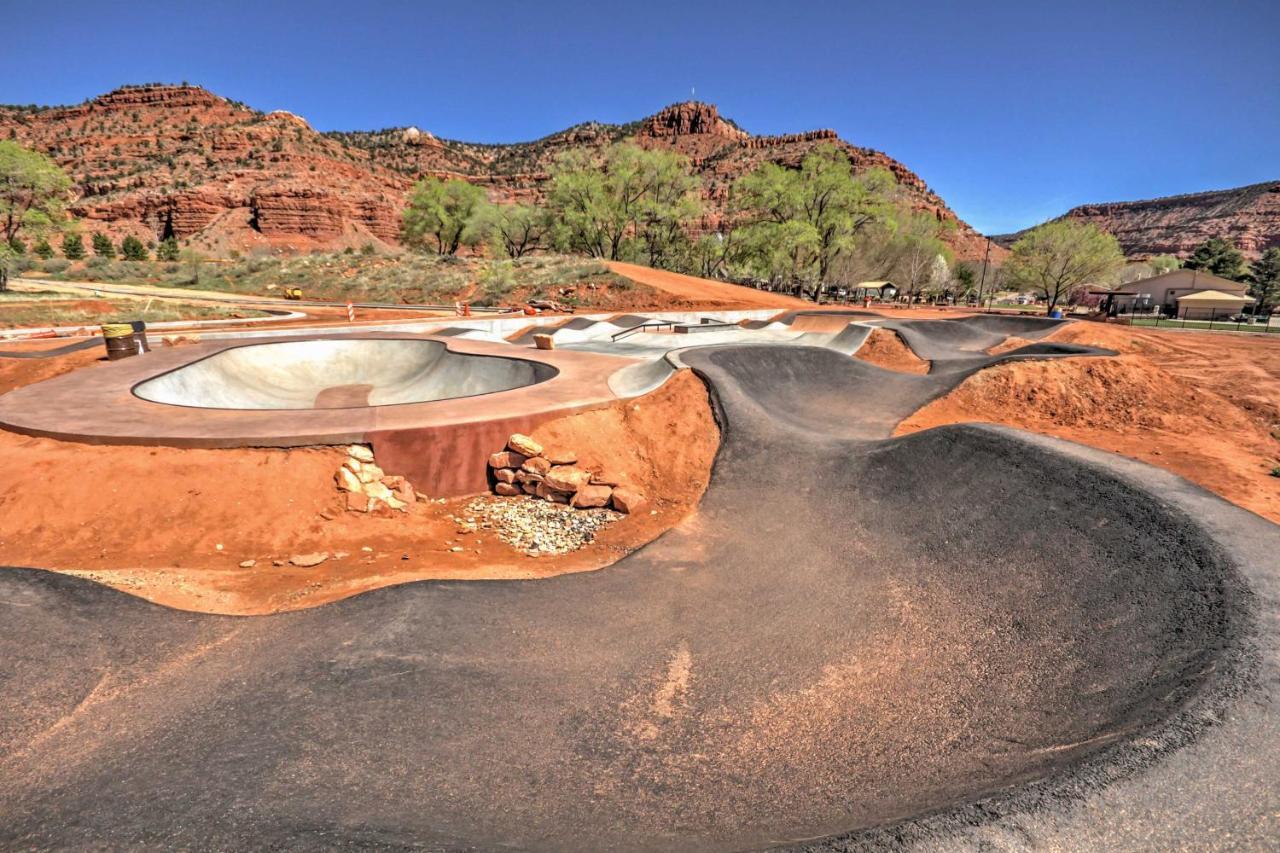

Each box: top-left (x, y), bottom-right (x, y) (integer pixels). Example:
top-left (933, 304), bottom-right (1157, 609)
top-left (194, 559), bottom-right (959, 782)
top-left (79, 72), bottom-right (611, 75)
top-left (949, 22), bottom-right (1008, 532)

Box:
top-left (0, 364), bottom-right (718, 614)
top-left (898, 352), bottom-right (1280, 524)
top-left (855, 327), bottom-right (931, 374)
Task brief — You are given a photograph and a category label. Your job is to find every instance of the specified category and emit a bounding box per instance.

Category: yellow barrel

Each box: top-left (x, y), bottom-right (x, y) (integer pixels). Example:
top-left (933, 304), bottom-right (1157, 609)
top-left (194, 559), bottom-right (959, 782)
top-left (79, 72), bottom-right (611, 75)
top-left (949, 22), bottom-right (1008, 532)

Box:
top-left (101, 324), bottom-right (140, 360)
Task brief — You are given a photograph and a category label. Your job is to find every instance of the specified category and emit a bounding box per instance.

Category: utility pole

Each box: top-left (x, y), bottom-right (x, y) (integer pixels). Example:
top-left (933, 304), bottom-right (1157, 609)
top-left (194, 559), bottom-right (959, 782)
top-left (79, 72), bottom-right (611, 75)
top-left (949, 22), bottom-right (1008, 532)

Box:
top-left (976, 237), bottom-right (992, 310)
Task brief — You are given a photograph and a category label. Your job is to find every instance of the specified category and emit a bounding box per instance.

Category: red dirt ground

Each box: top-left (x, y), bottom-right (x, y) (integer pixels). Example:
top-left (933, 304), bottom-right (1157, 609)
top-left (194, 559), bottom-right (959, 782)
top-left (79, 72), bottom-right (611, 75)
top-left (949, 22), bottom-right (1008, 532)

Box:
top-left (855, 328), bottom-right (932, 374)
top-left (899, 321), bottom-right (1280, 525)
top-left (606, 262), bottom-right (809, 309)
top-left (0, 360), bottom-right (718, 615)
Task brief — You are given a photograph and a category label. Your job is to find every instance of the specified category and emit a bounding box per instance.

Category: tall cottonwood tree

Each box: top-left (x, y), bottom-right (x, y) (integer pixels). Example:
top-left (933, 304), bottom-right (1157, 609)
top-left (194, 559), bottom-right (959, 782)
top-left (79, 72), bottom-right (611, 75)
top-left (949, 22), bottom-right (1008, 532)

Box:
top-left (401, 177), bottom-right (487, 255)
top-left (472, 203), bottom-right (547, 258)
top-left (1004, 220), bottom-right (1123, 312)
top-left (731, 144), bottom-right (895, 298)
top-left (545, 143), bottom-right (701, 262)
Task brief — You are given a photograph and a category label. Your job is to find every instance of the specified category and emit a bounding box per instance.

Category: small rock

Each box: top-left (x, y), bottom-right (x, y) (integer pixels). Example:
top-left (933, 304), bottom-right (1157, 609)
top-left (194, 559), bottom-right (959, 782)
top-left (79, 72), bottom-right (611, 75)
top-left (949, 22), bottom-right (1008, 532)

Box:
top-left (272, 559), bottom-right (285, 567)
top-left (239, 559), bottom-right (257, 568)
top-left (544, 447), bottom-right (578, 465)
top-left (394, 480), bottom-right (416, 505)
top-left (515, 469), bottom-right (544, 485)
top-left (346, 491), bottom-right (370, 513)
top-left (215, 543), bottom-right (223, 551)
top-left (449, 546), bottom-right (464, 552)
top-left (355, 462), bottom-right (385, 484)
top-left (508, 433), bottom-right (543, 457)
top-left (495, 482), bottom-right (521, 496)
top-left (364, 480), bottom-right (395, 503)
top-left (381, 474), bottom-right (406, 489)
top-left (545, 465), bottom-right (591, 492)
top-left (521, 456), bottom-right (552, 476)
top-left (318, 509), bottom-right (336, 521)
top-left (347, 445), bottom-right (375, 463)
top-left (335, 465), bottom-right (363, 493)
top-left (333, 551), bottom-right (350, 560)
top-left (361, 546), bottom-right (373, 552)
top-left (290, 552), bottom-right (329, 567)
top-left (489, 450), bottom-right (528, 469)
top-left (522, 481), bottom-right (540, 495)
top-left (590, 468), bottom-right (625, 487)
top-left (611, 486), bottom-right (648, 515)
top-left (572, 484), bottom-right (613, 508)
top-left (493, 468), bottom-right (517, 484)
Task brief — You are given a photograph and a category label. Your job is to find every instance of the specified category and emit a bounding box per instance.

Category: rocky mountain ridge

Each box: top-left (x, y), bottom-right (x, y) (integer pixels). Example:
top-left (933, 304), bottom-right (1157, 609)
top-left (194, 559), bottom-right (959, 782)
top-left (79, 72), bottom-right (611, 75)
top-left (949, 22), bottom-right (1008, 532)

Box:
top-left (996, 181), bottom-right (1280, 259)
top-left (1, 85), bottom-right (991, 258)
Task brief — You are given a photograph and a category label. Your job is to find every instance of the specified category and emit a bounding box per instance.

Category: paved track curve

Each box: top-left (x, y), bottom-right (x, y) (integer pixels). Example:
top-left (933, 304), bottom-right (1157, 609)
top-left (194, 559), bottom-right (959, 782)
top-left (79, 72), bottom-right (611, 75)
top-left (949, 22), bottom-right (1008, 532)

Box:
top-left (1, 320), bottom-right (1276, 850)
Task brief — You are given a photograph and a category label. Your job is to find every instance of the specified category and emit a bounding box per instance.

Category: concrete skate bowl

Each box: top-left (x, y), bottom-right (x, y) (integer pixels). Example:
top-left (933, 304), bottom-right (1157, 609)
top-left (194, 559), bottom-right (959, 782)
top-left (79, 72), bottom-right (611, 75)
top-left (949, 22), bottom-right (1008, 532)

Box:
top-left (1, 342), bottom-right (1270, 850)
top-left (132, 338), bottom-right (557, 410)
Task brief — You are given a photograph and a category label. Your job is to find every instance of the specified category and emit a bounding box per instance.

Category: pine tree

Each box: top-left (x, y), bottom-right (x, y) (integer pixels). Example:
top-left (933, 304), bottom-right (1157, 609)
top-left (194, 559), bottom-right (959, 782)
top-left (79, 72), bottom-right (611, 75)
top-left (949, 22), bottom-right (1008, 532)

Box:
top-left (62, 233), bottom-right (85, 260)
top-left (33, 237), bottom-right (53, 259)
top-left (92, 232), bottom-right (116, 258)
top-left (120, 235), bottom-right (149, 261)
top-left (156, 236), bottom-right (179, 261)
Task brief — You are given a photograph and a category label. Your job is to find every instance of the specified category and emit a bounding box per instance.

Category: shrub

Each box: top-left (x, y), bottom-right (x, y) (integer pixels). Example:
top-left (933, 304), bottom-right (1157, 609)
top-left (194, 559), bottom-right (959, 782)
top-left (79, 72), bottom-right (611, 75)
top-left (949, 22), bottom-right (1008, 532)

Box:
top-left (360, 242), bottom-right (377, 256)
top-left (41, 258), bottom-right (70, 274)
top-left (120, 235), bottom-right (148, 261)
top-left (62, 233), bottom-right (85, 260)
top-left (8, 235), bottom-right (26, 255)
top-left (32, 237), bottom-right (54, 259)
top-left (156, 236), bottom-right (179, 261)
top-left (92, 232), bottom-right (116, 258)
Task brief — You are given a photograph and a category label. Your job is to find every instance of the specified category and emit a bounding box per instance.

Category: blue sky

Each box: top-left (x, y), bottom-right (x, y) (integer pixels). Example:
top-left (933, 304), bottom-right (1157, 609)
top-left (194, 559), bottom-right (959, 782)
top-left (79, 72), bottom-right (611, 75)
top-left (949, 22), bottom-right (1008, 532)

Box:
top-left (2, 0), bottom-right (1276, 234)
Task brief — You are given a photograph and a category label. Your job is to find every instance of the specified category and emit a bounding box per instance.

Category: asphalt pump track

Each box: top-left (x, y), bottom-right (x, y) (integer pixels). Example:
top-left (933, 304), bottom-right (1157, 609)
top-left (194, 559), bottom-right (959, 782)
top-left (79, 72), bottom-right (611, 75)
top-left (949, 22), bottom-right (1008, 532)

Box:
top-left (1, 319), bottom-right (1277, 850)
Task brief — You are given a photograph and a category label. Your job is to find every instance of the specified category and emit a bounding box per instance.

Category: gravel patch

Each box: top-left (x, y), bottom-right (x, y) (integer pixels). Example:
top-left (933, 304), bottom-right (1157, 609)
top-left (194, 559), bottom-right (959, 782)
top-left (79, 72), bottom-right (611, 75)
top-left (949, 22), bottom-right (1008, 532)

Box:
top-left (465, 496), bottom-right (621, 555)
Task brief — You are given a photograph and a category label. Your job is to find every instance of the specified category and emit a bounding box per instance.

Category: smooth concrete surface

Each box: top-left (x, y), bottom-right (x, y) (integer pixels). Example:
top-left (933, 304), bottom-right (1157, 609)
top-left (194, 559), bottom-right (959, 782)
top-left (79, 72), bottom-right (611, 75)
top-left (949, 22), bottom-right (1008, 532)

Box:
top-left (0, 334), bottom-right (633, 495)
top-left (1, 337), bottom-right (1274, 850)
top-left (133, 338), bottom-right (556, 410)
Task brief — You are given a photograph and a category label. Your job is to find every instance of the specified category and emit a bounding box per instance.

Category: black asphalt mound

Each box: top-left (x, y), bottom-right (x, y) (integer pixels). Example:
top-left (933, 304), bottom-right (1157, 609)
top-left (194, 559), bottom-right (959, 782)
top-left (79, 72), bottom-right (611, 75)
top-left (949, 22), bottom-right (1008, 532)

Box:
top-left (0, 324), bottom-right (1273, 850)
top-left (0, 338), bottom-right (100, 359)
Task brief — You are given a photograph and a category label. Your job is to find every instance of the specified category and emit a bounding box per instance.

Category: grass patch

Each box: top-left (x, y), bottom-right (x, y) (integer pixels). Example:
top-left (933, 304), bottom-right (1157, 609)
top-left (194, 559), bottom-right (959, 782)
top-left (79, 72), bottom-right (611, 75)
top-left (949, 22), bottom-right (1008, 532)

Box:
top-left (22, 251), bottom-right (641, 310)
top-left (0, 298), bottom-right (270, 330)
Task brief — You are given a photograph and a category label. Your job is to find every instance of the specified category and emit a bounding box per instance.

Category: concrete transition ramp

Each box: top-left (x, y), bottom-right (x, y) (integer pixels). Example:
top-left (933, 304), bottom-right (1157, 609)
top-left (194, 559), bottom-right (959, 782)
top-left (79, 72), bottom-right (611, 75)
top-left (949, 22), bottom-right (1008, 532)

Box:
top-left (0, 331), bottom-right (1276, 849)
top-left (133, 338), bottom-right (557, 410)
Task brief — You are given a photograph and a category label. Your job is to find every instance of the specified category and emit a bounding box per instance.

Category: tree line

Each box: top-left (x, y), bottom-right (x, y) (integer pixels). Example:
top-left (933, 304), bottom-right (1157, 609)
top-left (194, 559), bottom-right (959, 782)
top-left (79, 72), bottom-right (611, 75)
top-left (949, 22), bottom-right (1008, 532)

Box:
top-left (400, 141), bottom-right (974, 302)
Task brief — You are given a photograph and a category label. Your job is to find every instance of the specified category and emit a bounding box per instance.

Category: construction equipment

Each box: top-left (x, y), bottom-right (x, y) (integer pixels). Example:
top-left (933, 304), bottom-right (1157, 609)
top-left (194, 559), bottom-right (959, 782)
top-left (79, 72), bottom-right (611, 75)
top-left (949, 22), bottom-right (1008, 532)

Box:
top-left (284, 287), bottom-right (304, 300)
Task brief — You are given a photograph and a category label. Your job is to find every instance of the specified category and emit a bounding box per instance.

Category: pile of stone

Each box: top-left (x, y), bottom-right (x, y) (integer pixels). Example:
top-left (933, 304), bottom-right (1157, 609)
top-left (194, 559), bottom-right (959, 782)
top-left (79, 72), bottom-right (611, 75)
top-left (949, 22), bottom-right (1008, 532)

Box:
top-left (488, 433), bottom-right (647, 514)
top-left (464, 496), bottom-right (619, 556)
top-left (334, 445), bottom-right (416, 513)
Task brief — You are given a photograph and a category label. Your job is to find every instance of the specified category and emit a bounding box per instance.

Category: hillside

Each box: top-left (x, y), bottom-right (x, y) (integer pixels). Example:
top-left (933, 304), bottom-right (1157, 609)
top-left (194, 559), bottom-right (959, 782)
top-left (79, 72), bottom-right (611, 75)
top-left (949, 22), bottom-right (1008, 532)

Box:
top-left (995, 181), bottom-right (1280, 259)
top-left (1, 85), bottom-right (991, 259)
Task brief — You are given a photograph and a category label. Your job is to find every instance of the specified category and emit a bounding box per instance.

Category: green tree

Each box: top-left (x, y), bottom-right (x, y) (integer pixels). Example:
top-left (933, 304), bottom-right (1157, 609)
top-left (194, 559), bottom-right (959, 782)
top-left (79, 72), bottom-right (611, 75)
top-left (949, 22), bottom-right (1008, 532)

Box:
top-left (0, 141), bottom-right (71, 243)
top-left (401, 177), bottom-right (487, 255)
top-left (1185, 237), bottom-right (1247, 280)
top-left (32, 236), bottom-right (53, 259)
top-left (156, 236), bottom-right (180, 261)
top-left (92, 232), bottom-right (116, 258)
top-left (952, 263), bottom-right (977, 300)
top-left (1249, 247), bottom-right (1280, 313)
top-left (120, 235), bottom-right (148, 260)
top-left (8, 235), bottom-right (26, 255)
top-left (546, 143), bottom-right (701, 262)
top-left (890, 211), bottom-right (952, 300)
top-left (61, 232), bottom-right (85, 260)
top-left (1004, 220), bottom-right (1124, 312)
top-left (1149, 254), bottom-right (1181, 275)
top-left (473, 203), bottom-right (547, 259)
top-left (732, 145), bottom-right (896, 299)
